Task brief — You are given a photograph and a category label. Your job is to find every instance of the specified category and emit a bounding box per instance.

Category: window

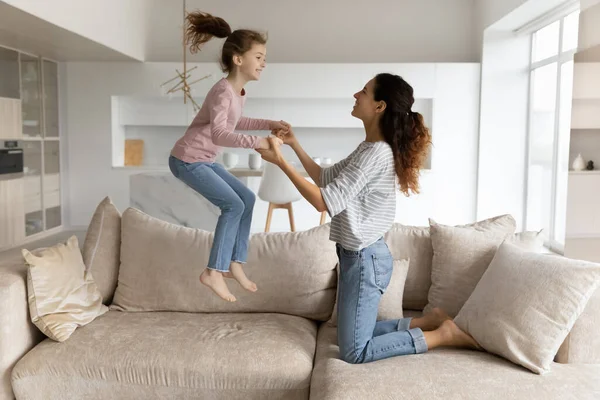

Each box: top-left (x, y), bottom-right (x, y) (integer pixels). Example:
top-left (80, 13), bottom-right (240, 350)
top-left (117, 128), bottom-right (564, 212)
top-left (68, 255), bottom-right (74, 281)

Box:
top-left (525, 10), bottom-right (579, 253)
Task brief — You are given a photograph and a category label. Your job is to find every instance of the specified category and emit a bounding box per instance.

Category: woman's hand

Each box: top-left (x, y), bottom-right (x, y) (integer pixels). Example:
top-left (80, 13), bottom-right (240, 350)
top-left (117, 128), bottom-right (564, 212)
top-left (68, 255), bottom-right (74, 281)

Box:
top-left (272, 126), bottom-right (298, 147)
top-left (257, 136), bottom-right (283, 150)
top-left (256, 136), bottom-right (285, 166)
top-left (268, 120), bottom-right (291, 132)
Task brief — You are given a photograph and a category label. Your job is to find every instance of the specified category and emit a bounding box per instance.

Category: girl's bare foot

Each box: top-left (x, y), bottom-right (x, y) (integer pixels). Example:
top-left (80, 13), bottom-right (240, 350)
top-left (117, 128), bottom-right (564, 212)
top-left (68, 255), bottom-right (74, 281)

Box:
top-left (225, 262), bottom-right (258, 292)
top-left (438, 320), bottom-right (482, 350)
top-left (410, 307), bottom-right (451, 331)
top-left (199, 268), bottom-right (236, 302)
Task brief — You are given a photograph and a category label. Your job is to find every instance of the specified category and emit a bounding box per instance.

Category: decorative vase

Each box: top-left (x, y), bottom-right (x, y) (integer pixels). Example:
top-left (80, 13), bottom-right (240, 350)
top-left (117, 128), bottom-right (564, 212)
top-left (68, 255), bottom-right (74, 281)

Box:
top-left (248, 153), bottom-right (262, 170)
top-left (572, 154), bottom-right (586, 171)
top-left (222, 153), bottom-right (239, 169)
top-left (587, 160), bottom-right (595, 171)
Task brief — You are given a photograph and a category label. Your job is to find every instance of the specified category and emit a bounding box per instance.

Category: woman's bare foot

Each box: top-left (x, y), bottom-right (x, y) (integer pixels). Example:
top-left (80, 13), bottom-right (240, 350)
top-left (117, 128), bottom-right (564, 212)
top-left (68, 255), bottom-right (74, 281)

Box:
top-left (224, 262), bottom-right (258, 292)
top-left (410, 307), bottom-right (451, 331)
top-left (199, 268), bottom-right (236, 302)
top-left (438, 320), bottom-right (482, 350)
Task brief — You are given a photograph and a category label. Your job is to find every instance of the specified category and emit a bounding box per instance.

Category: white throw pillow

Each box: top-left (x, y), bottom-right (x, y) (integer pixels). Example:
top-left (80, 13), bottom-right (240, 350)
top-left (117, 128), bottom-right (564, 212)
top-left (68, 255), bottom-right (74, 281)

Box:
top-left (425, 215), bottom-right (517, 316)
top-left (455, 241), bottom-right (600, 374)
top-left (23, 236), bottom-right (108, 342)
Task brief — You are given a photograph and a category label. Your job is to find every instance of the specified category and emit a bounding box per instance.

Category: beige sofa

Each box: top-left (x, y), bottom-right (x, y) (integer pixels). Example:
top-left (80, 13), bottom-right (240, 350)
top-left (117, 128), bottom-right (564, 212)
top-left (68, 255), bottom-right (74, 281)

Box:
top-left (1, 206), bottom-right (600, 400)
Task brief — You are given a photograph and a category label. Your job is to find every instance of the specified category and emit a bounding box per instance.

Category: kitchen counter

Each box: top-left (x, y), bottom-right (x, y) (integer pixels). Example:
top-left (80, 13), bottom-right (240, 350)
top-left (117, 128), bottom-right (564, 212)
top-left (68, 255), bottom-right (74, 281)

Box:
top-left (0, 172), bottom-right (24, 181)
top-left (227, 168), bottom-right (310, 178)
top-left (130, 170), bottom-right (326, 233)
top-left (115, 166), bottom-right (311, 178)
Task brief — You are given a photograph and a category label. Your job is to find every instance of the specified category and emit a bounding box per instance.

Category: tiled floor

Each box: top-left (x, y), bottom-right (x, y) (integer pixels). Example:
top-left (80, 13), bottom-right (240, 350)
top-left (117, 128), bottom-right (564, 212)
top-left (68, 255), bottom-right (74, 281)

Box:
top-left (0, 229), bottom-right (86, 267)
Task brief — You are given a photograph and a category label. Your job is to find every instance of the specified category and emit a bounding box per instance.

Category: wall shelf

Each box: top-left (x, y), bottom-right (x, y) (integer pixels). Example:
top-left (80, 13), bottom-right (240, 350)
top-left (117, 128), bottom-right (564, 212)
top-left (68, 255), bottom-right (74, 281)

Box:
top-left (111, 95), bottom-right (434, 169)
top-left (114, 96), bottom-right (433, 129)
top-left (571, 98), bottom-right (600, 129)
top-left (569, 170), bottom-right (600, 175)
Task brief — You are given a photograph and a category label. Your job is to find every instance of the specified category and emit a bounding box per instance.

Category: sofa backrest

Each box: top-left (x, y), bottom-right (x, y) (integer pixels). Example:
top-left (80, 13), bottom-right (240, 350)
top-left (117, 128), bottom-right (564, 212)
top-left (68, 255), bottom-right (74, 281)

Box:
top-left (110, 208), bottom-right (338, 321)
top-left (384, 224), bottom-right (432, 311)
top-left (82, 196), bottom-right (121, 305)
top-left (556, 286), bottom-right (600, 364)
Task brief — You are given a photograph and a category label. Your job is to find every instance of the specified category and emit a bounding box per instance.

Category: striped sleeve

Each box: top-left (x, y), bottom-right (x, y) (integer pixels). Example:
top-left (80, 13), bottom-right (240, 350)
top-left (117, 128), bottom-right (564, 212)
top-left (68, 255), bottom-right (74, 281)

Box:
top-left (319, 156), bottom-right (350, 188)
top-left (320, 146), bottom-right (383, 216)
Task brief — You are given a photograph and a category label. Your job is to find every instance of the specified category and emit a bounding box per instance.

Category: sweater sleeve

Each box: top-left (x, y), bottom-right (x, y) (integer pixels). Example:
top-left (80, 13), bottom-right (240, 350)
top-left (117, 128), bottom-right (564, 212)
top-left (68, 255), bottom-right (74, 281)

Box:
top-left (236, 116), bottom-right (271, 131)
top-left (209, 88), bottom-right (262, 149)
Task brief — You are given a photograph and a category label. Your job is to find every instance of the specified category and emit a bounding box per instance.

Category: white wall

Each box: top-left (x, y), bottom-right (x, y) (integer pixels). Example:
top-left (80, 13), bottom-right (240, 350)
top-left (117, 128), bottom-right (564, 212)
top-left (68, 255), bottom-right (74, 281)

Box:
top-left (476, 0), bottom-right (530, 31)
top-left (63, 62), bottom-right (480, 229)
top-left (578, 2), bottom-right (600, 52)
top-left (0, 0), bottom-right (147, 61)
top-left (474, 0), bottom-right (577, 58)
top-left (145, 0), bottom-right (479, 63)
top-left (476, 30), bottom-right (531, 230)
top-left (582, 0), bottom-right (600, 10)
top-left (474, 0), bottom-right (582, 230)
top-left (564, 4), bottom-right (600, 261)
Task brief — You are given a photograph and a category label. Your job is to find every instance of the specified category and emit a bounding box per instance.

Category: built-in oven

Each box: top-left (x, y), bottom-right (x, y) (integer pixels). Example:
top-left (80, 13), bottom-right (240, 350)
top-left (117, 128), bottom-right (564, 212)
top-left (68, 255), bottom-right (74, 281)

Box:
top-left (0, 148), bottom-right (24, 174)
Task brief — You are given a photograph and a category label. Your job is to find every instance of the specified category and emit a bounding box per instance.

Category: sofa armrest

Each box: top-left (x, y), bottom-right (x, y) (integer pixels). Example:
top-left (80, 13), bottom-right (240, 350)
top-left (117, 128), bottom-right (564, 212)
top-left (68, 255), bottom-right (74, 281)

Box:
top-left (556, 287), bottom-right (600, 364)
top-left (0, 262), bottom-right (44, 400)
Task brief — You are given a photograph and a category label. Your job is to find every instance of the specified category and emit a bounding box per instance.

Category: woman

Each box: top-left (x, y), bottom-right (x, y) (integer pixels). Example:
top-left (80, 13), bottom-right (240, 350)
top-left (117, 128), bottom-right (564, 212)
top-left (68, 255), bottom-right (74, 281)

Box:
top-left (258, 73), bottom-right (480, 364)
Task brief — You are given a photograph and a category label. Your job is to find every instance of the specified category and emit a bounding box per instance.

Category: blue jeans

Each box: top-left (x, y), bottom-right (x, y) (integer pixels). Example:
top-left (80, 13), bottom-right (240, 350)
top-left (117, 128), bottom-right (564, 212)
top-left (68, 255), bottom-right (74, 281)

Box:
top-left (336, 238), bottom-right (428, 364)
top-left (169, 155), bottom-right (255, 272)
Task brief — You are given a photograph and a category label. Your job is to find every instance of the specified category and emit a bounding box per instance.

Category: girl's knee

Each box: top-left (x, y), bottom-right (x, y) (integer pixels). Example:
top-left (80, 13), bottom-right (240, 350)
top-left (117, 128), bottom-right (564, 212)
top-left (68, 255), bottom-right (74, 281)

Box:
top-left (245, 190), bottom-right (256, 208)
top-left (237, 187), bottom-right (256, 209)
top-left (222, 197), bottom-right (245, 216)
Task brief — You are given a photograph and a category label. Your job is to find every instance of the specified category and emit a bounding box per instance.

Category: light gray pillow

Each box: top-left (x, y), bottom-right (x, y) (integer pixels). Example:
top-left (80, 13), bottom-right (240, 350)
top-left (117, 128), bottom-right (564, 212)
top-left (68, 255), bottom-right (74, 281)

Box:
top-left (82, 196), bottom-right (121, 304)
top-left (455, 241), bottom-right (600, 374)
top-left (111, 208), bottom-right (338, 320)
top-left (425, 215), bottom-right (517, 316)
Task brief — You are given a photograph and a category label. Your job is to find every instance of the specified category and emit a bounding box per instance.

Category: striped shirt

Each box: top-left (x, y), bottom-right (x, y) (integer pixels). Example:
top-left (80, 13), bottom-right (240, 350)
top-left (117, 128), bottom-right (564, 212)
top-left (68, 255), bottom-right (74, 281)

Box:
top-left (320, 141), bottom-right (396, 251)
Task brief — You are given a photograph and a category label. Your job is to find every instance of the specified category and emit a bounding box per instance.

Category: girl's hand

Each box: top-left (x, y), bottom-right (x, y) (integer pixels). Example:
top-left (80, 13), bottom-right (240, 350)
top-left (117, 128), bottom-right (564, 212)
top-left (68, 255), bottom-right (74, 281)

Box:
top-left (269, 120), bottom-right (291, 132)
top-left (256, 137), bottom-right (285, 166)
top-left (257, 136), bottom-right (283, 150)
top-left (272, 126), bottom-right (298, 147)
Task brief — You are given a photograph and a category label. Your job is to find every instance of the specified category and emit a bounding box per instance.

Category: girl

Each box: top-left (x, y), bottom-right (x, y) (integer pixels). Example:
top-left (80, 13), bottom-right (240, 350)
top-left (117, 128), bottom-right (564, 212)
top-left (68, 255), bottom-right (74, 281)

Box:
top-left (262, 73), bottom-right (481, 363)
top-left (169, 11), bottom-right (289, 302)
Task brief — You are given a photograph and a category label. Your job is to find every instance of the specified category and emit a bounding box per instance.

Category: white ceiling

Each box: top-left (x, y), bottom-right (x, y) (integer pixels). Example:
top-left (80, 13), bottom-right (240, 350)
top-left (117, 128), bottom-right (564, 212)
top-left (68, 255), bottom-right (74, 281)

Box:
top-left (143, 0), bottom-right (479, 63)
top-left (0, 2), bottom-right (136, 61)
top-left (0, 0), bottom-right (483, 63)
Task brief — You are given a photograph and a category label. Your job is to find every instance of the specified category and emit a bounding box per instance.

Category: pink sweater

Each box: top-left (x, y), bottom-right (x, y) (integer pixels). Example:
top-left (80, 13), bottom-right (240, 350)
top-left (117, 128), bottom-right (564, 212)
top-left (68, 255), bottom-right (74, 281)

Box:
top-left (170, 78), bottom-right (271, 163)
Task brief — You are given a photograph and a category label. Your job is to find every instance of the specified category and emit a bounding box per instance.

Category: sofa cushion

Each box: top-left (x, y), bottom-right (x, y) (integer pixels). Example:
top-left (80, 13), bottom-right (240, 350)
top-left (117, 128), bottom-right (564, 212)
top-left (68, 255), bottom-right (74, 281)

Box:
top-left (425, 215), bottom-right (517, 316)
top-left (455, 242), bottom-right (600, 374)
top-left (0, 262), bottom-right (45, 400)
top-left (383, 224), bottom-right (432, 310)
top-left (329, 259), bottom-right (409, 326)
top-left (383, 216), bottom-right (525, 312)
top-left (12, 311), bottom-right (316, 400)
top-left (310, 324), bottom-right (600, 400)
top-left (22, 236), bottom-right (108, 342)
top-left (110, 208), bottom-right (337, 320)
top-left (82, 196), bottom-right (121, 304)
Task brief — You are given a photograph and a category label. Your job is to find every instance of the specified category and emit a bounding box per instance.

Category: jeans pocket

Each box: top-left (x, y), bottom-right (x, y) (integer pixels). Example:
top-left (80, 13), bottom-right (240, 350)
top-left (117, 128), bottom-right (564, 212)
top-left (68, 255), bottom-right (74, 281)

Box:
top-left (372, 254), bottom-right (393, 293)
top-left (341, 248), bottom-right (360, 258)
